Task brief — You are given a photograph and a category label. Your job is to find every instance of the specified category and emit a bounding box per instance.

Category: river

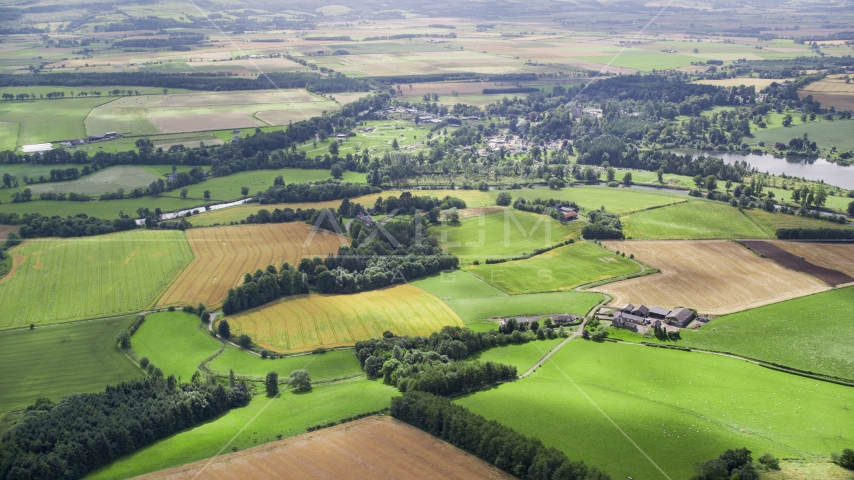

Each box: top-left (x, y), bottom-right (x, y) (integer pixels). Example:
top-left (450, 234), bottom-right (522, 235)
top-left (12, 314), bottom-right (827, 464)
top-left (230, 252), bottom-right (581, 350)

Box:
top-left (669, 148), bottom-right (854, 190)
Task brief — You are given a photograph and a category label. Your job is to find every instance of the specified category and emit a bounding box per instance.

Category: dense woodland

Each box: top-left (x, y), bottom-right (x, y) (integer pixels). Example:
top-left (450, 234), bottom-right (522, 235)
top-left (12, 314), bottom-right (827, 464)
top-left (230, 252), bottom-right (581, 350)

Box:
top-left (0, 378), bottom-right (250, 480)
top-left (392, 391), bottom-right (611, 480)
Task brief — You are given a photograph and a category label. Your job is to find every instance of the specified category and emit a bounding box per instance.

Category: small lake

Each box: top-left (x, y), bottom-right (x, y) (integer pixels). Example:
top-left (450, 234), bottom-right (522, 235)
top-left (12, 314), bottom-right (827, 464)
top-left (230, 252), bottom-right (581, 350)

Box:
top-left (669, 148), bottom-right (854, 190)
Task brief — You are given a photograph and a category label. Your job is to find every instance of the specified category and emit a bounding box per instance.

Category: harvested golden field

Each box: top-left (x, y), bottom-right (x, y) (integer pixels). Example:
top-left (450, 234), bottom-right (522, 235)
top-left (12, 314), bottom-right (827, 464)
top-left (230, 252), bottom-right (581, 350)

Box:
top-left (801, 78), bottom-right (854, 93)
top-left (798, 91), bottom-right (854, 111)
top-left (135, 416), bottom-right (512, 480)
top-left (158, 223), bottom-right (348, 308)
top-left (595, 240), bottom-right (829, 315)
top-left (694, 77), bottom-right (791, 88)
top-left (228, 284), bottom-right (463, 353)
top-left (770, 241), bottom-right (854, 280)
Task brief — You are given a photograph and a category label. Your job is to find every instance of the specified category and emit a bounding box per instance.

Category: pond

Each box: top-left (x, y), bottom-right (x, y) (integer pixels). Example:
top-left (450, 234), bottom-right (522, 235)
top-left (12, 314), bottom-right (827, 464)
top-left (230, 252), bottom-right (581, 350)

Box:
top-left (669, 148), bottom-right (854, 190)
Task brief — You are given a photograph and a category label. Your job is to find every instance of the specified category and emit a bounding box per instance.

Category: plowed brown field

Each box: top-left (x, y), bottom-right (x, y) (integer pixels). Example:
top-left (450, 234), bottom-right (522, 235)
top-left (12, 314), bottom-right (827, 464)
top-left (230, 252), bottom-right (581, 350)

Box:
top-left (158, 223), bottom-right (348, 308)
top-left (741, 240), bottom-right (854, 287)
top-left (227, 284), bottom-right (463, 353)
top-left (596, 240), bottom-right (829, 315)
top-left (134, 416), bottom-right (512, 480)
top-left (769, 241), bottom-right (854, 282)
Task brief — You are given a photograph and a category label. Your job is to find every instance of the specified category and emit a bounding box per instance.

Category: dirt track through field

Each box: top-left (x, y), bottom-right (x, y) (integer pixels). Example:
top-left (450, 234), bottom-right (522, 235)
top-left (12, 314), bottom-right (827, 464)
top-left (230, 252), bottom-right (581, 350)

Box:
top-left (741, 241), bottom-right (854, 287)
top-left (595, 240), bottom-right (829, 315)
top-left (158, 223), bottom-right (348, 308)
top-left (134, 416), bottom-right (513, 480)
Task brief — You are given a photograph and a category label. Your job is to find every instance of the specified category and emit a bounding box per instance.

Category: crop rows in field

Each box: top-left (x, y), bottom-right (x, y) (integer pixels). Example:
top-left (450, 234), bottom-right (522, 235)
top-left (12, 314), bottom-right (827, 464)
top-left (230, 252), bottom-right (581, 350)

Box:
top-left (158, 223), bottom-right (349, 308)
top-left (227, 284), bottom-right (463, 353)
top-left (770, 241), bottom-right (854, 279)
top-left (0, 230), bottom-right (193, 329)
top-left (27, 166), bottom-right (162, 196)
top-left (622, 200), bottom-right (769, 239)
top-left (596, 240), bottom-right (828, 314)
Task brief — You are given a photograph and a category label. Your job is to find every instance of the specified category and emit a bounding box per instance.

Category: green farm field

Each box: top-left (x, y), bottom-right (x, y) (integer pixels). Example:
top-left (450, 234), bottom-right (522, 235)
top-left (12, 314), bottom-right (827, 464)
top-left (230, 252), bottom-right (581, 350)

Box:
top-left (472, 337), bottom-right (563, 372)
top-left (0, 122), bottom-right (17, 151)
top-left (0, 193), bottom-right (218, 219)
top-left (464, 241), bottom-right (640, 294)
top-left (132, 311), bottom-right (221, 382)
top-left (763, 187), bottom-right (853, 213)
top-left (0, 230), bottom-right (193, 329)
top-left (0, 162), bottom-right (82, 180)
top-left (431, 209), bottom-right (582, 260)
top-left (622, 201), bottom-right (769, 239)
top-left (743, 208), bottom-right (854, 236)
top-left (458, 340), bottom-right (854, 480)
top-left (0, 97), bottom-right (113, 146)
top-left (681, 287), bottom-right (854, 379)
top-left (750, 118), bottom-right (854, 152)
top-left (0, 316), bottom-right (141, 414)
top-left (209, 348), bottom-right (363, 382)
top-left (27, 166), bottom-right (161, 196)
top-left (409, 270), bottom-right (506, 301)
top-left (445, 291), bottom-right (603, 323)
top-left (494, 186), bottom-right (687, 214)
top-left (87, 380), bottom-right (397, 480)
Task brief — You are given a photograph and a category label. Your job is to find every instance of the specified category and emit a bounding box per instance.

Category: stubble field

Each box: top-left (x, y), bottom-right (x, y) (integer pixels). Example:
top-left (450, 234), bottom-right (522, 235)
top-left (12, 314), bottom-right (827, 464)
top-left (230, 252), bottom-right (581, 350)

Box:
top-left (0, 230), bottom-right (193, 329)
top-left (158, 222), bottom-right (349, 308)
top-left (226, 284), bottom-right (463, 353)
top-left (770, 241), bottom-right (854, 279)
top-left (137, 416), bottom-right (512, 480)
top-left (596, 240), bottom-right (829, 314)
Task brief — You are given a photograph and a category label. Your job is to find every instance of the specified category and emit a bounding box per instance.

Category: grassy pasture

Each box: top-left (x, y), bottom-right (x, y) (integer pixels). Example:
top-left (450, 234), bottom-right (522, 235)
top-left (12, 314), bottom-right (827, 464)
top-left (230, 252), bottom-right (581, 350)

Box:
top-left (681, 287), bottom-right (854, 379)
top-left (87, 380), bottom-right (397, 480)
top-left (0, 316), bottom-right (141, 414)
top-left (210, 348), bottom-right (363, 382)
top-left (0, 230), bottom-right (193, 329)
top-left (431, 209), bottom-right (582, 260)
top-left (458, 340), bottom-right (854, 480)
top-left (622, 201), bottom-right (769, 239)
top-left (84, 105), bottom-right (159, 136)
top-left (132, 311), bottom-right (220, 382)
top-left (0, 122), bottom-right (18, 151)
top-left (472, 337), bottom-right (563, 372)
top-left (0, 162), bottom-right (83, 180)
top-left (464, 241), bottom-right (640, 294)
top-left (27, 166), bottom-right (161, 196)
top-left (762, 187), bottom-right (853, 212)
top-left (0, 195), bottom-right (218, 220)
top-left (445, 291), bottom-right (603, 323)
top-left (750, 118), bottom-right (854, 152)
top-left (227, 284), bottom-right (463, 353)
top-left (159, 222), bottom-right (349, 308)
top-left (498, 186), bottom-right (687, 214)
top-left (409, 270), bottom-right (505, 301)
top-left (743, 208), bottom-right (854, 236)
top-left (0, 97), bottom-right (113, 146)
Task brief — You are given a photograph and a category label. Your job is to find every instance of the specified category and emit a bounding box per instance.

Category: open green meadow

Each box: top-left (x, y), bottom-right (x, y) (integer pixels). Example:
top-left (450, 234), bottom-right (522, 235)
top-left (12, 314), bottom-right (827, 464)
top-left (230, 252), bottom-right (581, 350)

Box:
top-left (0, 97), bottom-right (114, 146)
top-left (464, 241), bottom-right (640, 294)
top-left (0, 230), bottom-right (193, 329)
top-left (27, 166), bottom-right (161, 196)
top-left (458, 340), bottom-right (854, 480)
top-left (622, 201), bottom-right (769, 239)
top-left (445, 291), bottom-right (603, 323)
top-left (750, 118), bottom-right (854, 152)
top-left (495, 186), bottom-right (687, 214)
top-left (132, 311), bottom-right (220, 382)
top-left (87, 379), bottom-right (397, 480)
top-left (472, 337), bottom-right (563, 372)
top-left (0, 317), bottom-right (141, 414)
top-left (743, 208), bottom-right (854, 236)
top-left (210, 348), bottom-right (363, 382)
top-left (431, 209), bottom-right (582, 260)
top-left (409, 270), bottom-right (506, 301)
top-left (681, 287), bottom-right (854, 379)
top-left (763, 187), bottom-right (853, 213)
top-left (0, 195), bottom-right (217, 219)
top-left (0, 122), bottom-right (17, 151)
top-left (0, 163), bottom-right (82, 181)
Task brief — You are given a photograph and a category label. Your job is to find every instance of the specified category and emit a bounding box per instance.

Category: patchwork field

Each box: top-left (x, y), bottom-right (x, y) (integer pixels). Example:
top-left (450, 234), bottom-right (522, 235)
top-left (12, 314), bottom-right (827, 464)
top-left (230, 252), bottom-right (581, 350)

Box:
top-left (622, 201), bottom-right (769, 239)
top-left (132, 311), bottom-right (221, 381)
top-left (0, 316), bottom-right (141, 414)
top-left (431, 209), bottom-right (583, 260)
top-left (681, 287), bottom-right (854, 379)
top-left (87, 380), bottom-right (397, 480)
top-left (137, 416), bottom-right (511, 480)
top-left (227, 284), bottom-right (463, 353)
top-left (209, 347), bottom-right (363, 382)
top-left (464, 241), bottom-right (640, 293)
top-left (0, 230), bottom-right (193, 329)
top-left (770, 241), bottom-right (854, 279)
top-left (458, 340), bottom-right (854, 480)
top-left (596, 240), bottom-right (829, 314)
top-left (27, 166), bottom-right (162, 196)
top-left (159, 222), bottom-right (348, 308)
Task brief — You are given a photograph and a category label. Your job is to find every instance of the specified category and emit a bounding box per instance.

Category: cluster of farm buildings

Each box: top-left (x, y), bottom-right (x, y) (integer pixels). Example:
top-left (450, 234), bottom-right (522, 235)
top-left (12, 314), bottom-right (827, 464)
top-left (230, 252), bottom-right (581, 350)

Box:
top-left (22, 132), bottom-right (122, 153)
top-left (605, 304), bottom-right (707, 332)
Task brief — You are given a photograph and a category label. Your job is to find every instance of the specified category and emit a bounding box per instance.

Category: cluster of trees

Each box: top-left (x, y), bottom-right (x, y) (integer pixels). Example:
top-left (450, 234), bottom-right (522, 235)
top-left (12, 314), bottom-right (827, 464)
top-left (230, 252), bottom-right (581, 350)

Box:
top-left (257, 180), bottom-right (378, 204)
top-left (513, 196), bottom-right (578, 216)
top-left (0, 212), bottom-right (138, 238)
top-left (392, 391), bottom-right (611, 480)
top-left (113, 34), bottom-right (205, 49)
top-left (690, 448), bottom-right (780, 480)
top-left (582, 210), bottom-right (624, 240)
top-left (776, 227), bottom-right (854, 240)
top-left (0, 378), bottom-right (250, 479)
top-left (221, 264), bottom-right (307, 315)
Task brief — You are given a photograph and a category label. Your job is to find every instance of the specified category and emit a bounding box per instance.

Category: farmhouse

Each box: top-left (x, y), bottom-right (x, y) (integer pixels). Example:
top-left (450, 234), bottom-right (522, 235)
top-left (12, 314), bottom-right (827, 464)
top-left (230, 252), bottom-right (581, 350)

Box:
top-left (665, 308), bottom-right (695, 327)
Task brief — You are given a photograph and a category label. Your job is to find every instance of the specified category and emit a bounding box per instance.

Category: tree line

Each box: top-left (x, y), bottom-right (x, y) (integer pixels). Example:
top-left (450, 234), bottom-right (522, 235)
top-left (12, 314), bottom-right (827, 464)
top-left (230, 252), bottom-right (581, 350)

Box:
top-left (0, 212), bottom-right (138, 239)
top-left (0, 377), bottom-right (250, 480)
top-left (391, 391), bottom-right (611, 480)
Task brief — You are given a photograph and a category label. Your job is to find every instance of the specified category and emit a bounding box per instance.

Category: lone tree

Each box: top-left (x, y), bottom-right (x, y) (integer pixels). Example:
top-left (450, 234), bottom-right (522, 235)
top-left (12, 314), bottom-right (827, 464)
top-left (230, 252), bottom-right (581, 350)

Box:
top-left (237, 334), bottom-right (252, 349)
top-left (289, 369), bottom-right (312, 392)
top-left (115, 331), bottom-right (131, 349)
top-left (217, 320), bottom-right (231, 339)
top-left (495, 191), bottom-right (512, 206)
top-left (265, 371), bottom-right (279, 396)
